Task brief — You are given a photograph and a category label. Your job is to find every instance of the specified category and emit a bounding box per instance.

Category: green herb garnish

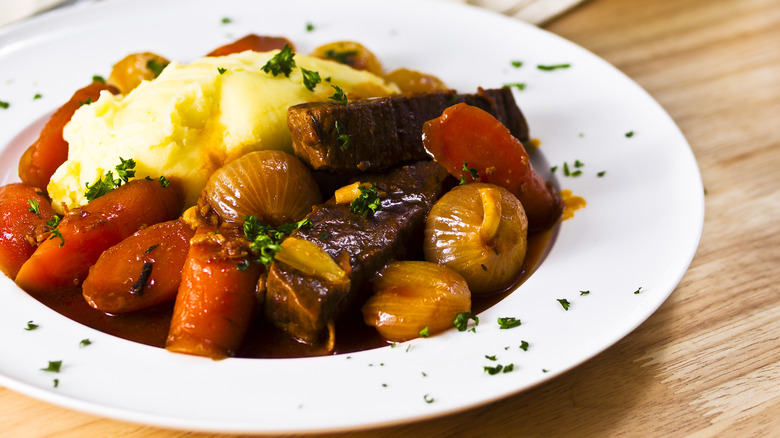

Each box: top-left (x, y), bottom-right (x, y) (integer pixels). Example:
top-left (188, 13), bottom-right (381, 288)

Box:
top-left (78, 97), bottom-right (93, 107)
top-left (49, 229), bottom-right (65, 247)
top-left (28, 199), bottom-right (41, 217)
top-left (221, 17), bottom-right (232, 24)
top-left (261, 44), bottom-right (296, 77)
top-left (79, 338), bottom-right (92, 347)
top-left (84, 158), bottom-right (136, 201)
top-left (597, 170), bottom-right (607, 177)
top-left (510, 60), bottom-right (523, 68)
top-left (537, 63), bottom-right (571, 71)
top-left (300, 67), bottom-right (321, 91)
top-left (306, 22), bottom-right (315, 32)
top-left (334, 120), bottom-right (351, 150)
top-left (350, 183), bottom-right (381, 217)
top-left (580, 290), bottom-right (590, 296)
top-left (41, 360), bottom-right (62, 373)
top-left (159, 176), bottom-right (171, 188)
top-left (243, 215), bottom-right (312, 266)
top-left (146, 59), bottom-right (169, 78)
top-left (557, 298), bottom-right (571, 310)
top-left (92, 75), bottom-right (106, 83)
top-left (625, 131), bottom-right (635, 138)
top-left (485, 355), bottom-right (497, 361)
top-left (460, 162), bottom-right (479, 185)
top-left (419, 326), bottom-right (430, 338)
top-left (329, 85), bottom-right (348, 105)
top-left (423, 394), bottom-right (435, 404)
top-left (218, 67), bottom-right (227, 74)
top-left (519, 341), bottom-right (529, 351)
top-left (504, 82), bottom-right (526, 91)
top-left (25, 321), bottom-right (39, 331)
top-left (0, 101), bottom-right (9, 109)
top-left (33, 93), bottom-right (42, 100)
top-left (634, 287), bottom-right (643, 294)
top-left (323, 49), bottom-right (359, 66)
top-left (453, 311), bottom-right (479, 332)
top-left (497, 317), bottom-right (522, 329)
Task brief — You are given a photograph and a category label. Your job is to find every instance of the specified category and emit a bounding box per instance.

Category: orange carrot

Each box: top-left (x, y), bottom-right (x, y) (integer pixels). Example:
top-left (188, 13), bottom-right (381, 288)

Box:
top-left (206, 34), bottom-right (295, 57)
top-left (166, 226), bottom-right (261, 359)
top-left (18, 81), bottom-right (118, 188)
top-left (0, 184), bottom-right (57, 279)
top-left (15, 178), bottom-right (182, 295)
top-left (422, 103), bottom-right (563, 230)
top-left (82, 219), bottom-right (194, 314)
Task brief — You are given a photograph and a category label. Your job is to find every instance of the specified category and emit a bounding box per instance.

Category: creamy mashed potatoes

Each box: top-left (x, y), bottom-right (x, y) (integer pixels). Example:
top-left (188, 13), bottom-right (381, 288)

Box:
top-left (49, 50), bottom-right (399, 212)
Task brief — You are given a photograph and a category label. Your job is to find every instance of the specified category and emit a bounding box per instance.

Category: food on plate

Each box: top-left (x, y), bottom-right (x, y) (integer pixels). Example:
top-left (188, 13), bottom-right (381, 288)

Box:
top-left (287, 88), bottom-right (529, 174)
top-left (422, 102), bottom-right (562, 230)
top-left (18, 81), bottom-right (119, 189)
top-left (15, 178), bottom-right (182, 295)
top-left (82, 219), bottom-right (195, 314)
top-left (2, 34), bottom-right (563, 359)
top-left (0, 184), bottom-right (58, 278)
top-left (362, 261), bottom-right (471, 342)
top-left (107, 52), bottom-right (172, 95)
top-left (265, 161), bottom-right (452, 347)
top-left (166, 226), bottom-right (263, 359)
top-left (48, 49), bottom-right (399, 213)
top-left (203, 150), bottom-right (321, 227)
top-left (424, 183), bottom-right (528, 294)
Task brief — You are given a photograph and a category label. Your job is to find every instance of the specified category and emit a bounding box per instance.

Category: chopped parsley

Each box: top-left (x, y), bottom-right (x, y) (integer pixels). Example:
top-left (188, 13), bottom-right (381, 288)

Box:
top-left (78, 97), bottom-right (93, 107)
top-left (221, 17), bottom-right (232, 24)
top-left (300, 67), bottom-right (321, 91)
top-left (580, 290), bottom-right (590, 296)
top-left (41, 360), bottom-right (62, 373)
top-left (504, 82), bottom-right (526, 92)
top-left (557, 298), bottom-right (571, 310)
top-left (597, 170), bottom-right (607, 177)
top-left (485, 355), bottom-right (497, 361)
top-left (419, 326), bottom-right (430, 338)
top-left (497, 317), bottom-right (522, 329)
top-left (146, 59), bottom-right (169, 78)
top-left (510, 60), bottom-right (523, 68)
top-left (537, 63), bottom-right (571, 71)
top-left (625, 130), bottom-right (635, 138)
top-left (159, 176), bottom-right (171, 188)
top-left (306, 22), bottom-right (315, 32)
top-left (349, 183), bottom-right (382, 217)
top-left (243, 215), bottom-right (312, 266)
top-left (423, 394), bottom-right (435, 404)
top-left (323, 49), bottom-right (359, 66)
top-left (0, 101), bottom-right (9, 109)
top-left (92, 75), bottom-right (106, 83)
top-left (84, 157), bottom-right (136, 201)
top-left (53, 379), bottom-right (59, 388)
top-left (49, 229), bottom-right (65, 247)
top-left (25, 321), bottom-right (39, 331)
top-left (218, 67), bottom-right (227, 74)
top-left (453, 311), bottom-right (479, 331)
top-left (46, 215), bottom-right (61, 230)
top-left (634, 287), bottom-right (643, 294)
top-left (79, 338), bottom-right (92, 347)
top-left (33, 93), bottom-right (42, 100)
top-left (519, 341), bottom-right (529, 351)
top-left (262, 44), bottom-right (296, 77)
top-left (335, 120), bottom-right (350, 150)
top-left (28, 199), bottom-right (41, 217)
top-left (460, 162), bottom-right (479, 185)
top-left (328, 85), bottom-right (348, 105)
top-left (484, 364), bottom-right (515, 375)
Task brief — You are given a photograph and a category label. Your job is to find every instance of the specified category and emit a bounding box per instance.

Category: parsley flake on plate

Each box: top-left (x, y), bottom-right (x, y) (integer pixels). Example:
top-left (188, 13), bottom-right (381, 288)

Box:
top-left (262, 44), bottom-right (296, 77)
top-left (497, 317), bottom-right (522, 329)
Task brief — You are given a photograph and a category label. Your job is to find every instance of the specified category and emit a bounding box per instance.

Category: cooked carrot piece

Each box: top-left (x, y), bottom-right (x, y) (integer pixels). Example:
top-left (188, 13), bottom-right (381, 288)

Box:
top-left (206, 34), bottom-right (295, 57)
top-left (18, 81), bottom-right (118, 189)
top-left (0, 184), bottom-right (57, 279)
top-left (166, 226), bottom-right (261, 359)
top-left (422, 103), bottom-right (563, 230)
top-left (15, 179), bottom-right (182, 295)
top-left (82, 219), bottom-right (194, 314)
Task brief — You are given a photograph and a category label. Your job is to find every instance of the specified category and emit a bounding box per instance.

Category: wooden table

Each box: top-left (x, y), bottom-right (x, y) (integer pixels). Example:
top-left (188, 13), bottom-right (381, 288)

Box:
top-left (2, 0), bottom-right (778, 436)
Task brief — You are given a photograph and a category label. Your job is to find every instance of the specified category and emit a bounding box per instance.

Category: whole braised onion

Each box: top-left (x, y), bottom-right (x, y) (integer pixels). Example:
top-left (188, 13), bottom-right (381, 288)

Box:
top-left (424, 183), bottom-right (528, 294)
top-left (204, 150), bottom-right (321, 227)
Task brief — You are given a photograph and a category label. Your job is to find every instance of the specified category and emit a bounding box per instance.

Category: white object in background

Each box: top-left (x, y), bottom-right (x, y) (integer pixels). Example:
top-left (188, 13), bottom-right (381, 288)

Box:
top-left (460, 0), bottom-right (586, 25)
top-left (0, 0), bottom-right (64, 27)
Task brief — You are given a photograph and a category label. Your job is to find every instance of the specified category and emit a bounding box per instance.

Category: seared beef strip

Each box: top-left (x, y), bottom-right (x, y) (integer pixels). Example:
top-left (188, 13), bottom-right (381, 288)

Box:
top-left (287, 88), bottom-right (529, 173)
top-left (264, 161), bottom-right (453, 345)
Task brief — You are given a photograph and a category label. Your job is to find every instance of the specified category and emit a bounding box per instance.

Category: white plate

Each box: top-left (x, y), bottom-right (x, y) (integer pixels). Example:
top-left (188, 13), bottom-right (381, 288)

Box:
top-left (0, 0), bottom-right (704, 433)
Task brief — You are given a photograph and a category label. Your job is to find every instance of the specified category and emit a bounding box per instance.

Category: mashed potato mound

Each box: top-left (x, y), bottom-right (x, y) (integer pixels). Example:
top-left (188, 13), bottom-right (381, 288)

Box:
top-left (49, 50), bottom-right (399, 212)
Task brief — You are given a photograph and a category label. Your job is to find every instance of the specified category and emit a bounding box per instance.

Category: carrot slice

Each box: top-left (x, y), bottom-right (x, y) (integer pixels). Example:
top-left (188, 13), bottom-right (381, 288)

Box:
top-left (15, 179), bottom-right (182, 295)
top-left (422, 103), bottom-right (562, 230)
top-left (18, 81), bottom-right (118, 189)
top-left (82, 219), bottom-right (194, 314)
top-left (206, 34), bottom-right (295, 57)
top-left (0, 184), bottom-right (57, 279)
top-left (166, 226), bottom-right (261, 359)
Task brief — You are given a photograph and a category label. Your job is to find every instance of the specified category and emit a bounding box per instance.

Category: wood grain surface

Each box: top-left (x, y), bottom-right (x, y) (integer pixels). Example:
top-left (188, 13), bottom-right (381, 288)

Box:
top-left (1, 0), bottom-right (779, 436)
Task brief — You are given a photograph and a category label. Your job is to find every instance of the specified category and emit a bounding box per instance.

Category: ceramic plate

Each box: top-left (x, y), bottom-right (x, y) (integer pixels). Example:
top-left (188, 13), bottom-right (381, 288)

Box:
top-left (0, 0), bottom-right (704, 433)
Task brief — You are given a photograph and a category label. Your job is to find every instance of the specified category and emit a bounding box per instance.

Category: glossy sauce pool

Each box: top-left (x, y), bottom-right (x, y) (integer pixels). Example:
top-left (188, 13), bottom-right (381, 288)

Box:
top-left (30, 225), bottom-right (556, 359)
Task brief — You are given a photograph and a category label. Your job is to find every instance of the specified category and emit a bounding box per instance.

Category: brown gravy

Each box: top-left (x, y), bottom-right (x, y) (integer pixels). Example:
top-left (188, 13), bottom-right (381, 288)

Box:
top-left (30, 225), bottom-right (556, 359)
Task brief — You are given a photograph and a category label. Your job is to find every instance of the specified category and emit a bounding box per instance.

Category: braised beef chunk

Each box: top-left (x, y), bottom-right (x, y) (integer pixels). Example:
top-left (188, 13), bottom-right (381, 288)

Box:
top-left (265, 161), bottom-right (453, 345)
top-left (287, 88), bottom-right (529, 174)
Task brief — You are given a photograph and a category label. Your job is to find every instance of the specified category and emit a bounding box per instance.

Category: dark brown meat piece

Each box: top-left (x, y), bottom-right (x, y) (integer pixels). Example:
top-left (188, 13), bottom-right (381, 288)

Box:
top-left (264, 161), bottom-right (453, 345)
top-left (287, 88), bottom-right (529, 173)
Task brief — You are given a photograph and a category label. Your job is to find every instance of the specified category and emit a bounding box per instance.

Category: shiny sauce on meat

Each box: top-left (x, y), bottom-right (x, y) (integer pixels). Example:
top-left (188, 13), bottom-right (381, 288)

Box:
top-left (30, 225), bottom-right (556, 359)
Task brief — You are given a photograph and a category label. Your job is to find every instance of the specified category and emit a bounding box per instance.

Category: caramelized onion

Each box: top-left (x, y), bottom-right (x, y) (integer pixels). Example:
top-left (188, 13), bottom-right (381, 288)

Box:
top-left (424, 183), bottom-right (528, 294)
top-left (204, 150), bottom-right (321, 227)
top-left (362, 261), bottom-right (471, 342)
